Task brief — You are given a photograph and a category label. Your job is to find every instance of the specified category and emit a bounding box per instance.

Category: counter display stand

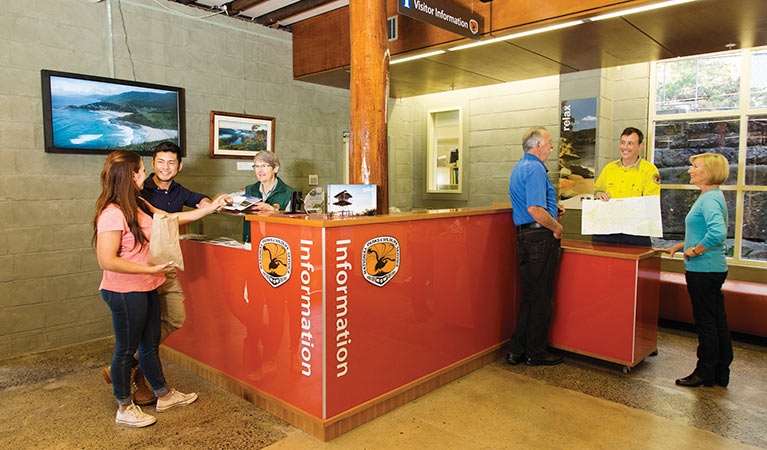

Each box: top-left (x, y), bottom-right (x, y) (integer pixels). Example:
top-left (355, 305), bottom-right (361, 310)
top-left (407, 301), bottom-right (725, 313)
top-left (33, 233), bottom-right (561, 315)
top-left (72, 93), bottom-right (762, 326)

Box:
top-left (550, 240), bottom-right (661, 374)
top-left (161, 207), bottom-right (518, 440)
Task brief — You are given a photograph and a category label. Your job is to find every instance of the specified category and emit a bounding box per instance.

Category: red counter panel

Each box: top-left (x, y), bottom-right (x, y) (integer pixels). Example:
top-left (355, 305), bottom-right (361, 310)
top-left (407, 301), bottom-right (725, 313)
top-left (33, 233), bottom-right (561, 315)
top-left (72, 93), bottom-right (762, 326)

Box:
top-left (549, 242), bottom-right (660, 368)
top-left (170, 229), bottom-right (325, 417)
top-left (323, 215), bottom-right (516, 417)
top-left (166, 208), bottom-right (518, 437)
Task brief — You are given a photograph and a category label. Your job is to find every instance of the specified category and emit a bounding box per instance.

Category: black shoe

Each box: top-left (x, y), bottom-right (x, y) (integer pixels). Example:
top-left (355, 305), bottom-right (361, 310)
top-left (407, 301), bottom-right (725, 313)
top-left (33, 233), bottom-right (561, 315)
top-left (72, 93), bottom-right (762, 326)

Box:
top-left (505, 352), bottom-right (525, 365)
top-left (675, 373), bottom-right (714, 387)
top-left (526, 352), bottom-right (563, 366)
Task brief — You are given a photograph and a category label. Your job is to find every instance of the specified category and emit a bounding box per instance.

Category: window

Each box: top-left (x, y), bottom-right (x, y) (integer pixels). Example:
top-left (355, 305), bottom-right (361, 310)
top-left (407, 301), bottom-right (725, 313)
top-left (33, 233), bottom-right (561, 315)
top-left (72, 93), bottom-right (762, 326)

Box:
top-left (427, 108), bottom-right (462, 193)
top-left (650, 48), bottom-right (767, 266)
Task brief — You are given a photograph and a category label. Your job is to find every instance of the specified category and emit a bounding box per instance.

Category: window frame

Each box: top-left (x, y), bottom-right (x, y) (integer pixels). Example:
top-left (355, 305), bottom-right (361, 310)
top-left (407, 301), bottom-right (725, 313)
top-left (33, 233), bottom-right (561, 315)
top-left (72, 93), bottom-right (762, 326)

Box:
top-left (649, 47), bottom-right (767, 268)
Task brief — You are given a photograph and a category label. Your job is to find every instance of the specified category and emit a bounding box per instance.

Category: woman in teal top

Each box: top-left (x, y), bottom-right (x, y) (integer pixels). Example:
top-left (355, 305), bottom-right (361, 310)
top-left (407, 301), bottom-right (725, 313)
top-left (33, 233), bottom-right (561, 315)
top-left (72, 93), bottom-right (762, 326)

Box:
top-left (240, 151), bottom-right (294, 243)
top-left (657, 153), bottom-right (732, 388)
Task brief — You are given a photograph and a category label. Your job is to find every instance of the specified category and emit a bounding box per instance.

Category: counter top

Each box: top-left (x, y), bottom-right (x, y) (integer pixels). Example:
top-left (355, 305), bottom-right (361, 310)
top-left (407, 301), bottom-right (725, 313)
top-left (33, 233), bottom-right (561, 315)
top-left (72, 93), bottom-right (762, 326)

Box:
top-left (561, 239), bottom-right (658, 261)
top-left (242, 206), bottom-right (512, 227)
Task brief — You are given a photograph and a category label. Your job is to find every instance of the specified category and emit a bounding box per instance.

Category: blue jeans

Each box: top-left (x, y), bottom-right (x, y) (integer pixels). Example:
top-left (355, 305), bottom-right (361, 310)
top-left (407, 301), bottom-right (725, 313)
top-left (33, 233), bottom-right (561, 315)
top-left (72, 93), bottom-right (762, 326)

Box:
top-left (101, 289), bottom-right (170, 405)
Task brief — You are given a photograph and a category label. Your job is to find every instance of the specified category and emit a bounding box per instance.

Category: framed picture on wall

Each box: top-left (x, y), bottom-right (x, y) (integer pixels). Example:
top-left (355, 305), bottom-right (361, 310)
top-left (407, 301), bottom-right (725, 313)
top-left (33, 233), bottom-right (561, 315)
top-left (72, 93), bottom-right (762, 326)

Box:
top-left (210, 111), bottom-right (275, 159)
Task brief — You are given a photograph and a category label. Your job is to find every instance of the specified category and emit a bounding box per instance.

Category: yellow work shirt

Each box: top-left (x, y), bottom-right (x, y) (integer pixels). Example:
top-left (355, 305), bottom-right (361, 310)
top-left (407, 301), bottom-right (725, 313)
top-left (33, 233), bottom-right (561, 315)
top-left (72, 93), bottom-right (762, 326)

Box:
top-left (593, 158), bottom-right (660, 198)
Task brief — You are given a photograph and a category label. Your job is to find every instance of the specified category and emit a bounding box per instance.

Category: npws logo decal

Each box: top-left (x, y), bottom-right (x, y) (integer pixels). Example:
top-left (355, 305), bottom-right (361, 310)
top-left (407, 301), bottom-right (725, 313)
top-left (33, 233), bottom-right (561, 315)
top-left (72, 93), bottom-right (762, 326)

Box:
top-left (258, 237), bottom-right (291, 287)
top-left (362, 236), bottom-right (400, 287)
top-left (469, 19), bottom-right (479, 34)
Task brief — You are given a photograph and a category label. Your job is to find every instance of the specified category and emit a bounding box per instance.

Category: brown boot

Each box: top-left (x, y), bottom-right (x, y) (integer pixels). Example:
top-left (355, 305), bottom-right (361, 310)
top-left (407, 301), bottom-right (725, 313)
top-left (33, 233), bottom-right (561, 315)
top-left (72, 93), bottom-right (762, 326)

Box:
top-left (131, 366), bottom-right (157, 406)
top-left (101, 366), bottom-right (112, 384)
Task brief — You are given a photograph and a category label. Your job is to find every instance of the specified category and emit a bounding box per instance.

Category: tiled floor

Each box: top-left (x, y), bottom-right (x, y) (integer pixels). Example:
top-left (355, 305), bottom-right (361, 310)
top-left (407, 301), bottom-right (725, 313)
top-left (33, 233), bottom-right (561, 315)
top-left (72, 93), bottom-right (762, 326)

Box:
top-left (0, 327), bottom-right (764, 449)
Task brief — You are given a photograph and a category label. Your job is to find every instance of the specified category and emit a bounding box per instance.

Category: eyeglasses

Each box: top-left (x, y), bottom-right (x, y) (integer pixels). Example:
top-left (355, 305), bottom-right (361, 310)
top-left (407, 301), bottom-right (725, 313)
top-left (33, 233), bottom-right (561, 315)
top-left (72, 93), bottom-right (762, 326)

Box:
top-left (254, 164), bottom-right (273, 170)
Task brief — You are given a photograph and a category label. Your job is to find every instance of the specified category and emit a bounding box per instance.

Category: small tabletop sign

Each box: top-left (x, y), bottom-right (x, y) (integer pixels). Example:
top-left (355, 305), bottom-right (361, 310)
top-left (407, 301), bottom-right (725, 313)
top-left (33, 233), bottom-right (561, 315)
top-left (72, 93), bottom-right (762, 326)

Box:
top-left (397, 0), bottom-right (483, 40)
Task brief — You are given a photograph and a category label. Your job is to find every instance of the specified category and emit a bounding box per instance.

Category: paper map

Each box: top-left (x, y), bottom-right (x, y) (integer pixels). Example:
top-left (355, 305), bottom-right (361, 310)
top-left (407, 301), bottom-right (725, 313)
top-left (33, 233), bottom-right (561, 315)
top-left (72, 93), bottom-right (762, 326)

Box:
top-left (581, 195), bottom-right (662, 237)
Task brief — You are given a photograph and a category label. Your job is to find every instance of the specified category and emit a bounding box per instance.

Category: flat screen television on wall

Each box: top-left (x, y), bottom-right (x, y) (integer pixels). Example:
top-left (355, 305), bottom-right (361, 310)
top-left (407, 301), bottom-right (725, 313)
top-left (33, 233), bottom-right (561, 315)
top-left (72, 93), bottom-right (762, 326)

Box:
top-left (41, 70), bottom-right (185, 156)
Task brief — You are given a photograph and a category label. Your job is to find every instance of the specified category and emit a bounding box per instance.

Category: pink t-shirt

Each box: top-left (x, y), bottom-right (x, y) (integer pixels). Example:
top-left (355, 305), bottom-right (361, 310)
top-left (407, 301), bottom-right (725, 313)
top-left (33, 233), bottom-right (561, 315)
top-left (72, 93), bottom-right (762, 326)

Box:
top-left (97, 204), bottom-right (165, 293)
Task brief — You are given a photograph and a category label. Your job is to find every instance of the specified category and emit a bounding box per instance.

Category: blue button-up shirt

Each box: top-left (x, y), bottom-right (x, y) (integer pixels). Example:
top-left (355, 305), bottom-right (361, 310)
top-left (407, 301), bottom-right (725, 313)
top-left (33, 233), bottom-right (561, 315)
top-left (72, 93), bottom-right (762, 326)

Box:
top-left (141, 174), bottom-right (209, 213)
top-left (509, 153), bottom-right (557, 226)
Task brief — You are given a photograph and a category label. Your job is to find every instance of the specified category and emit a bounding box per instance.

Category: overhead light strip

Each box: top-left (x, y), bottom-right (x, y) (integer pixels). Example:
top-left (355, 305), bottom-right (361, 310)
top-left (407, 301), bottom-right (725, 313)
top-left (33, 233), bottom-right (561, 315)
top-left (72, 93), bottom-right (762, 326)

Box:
top-left (449, 20), bottom-right (581, 51)
top-left (447, 0), bottom-right (696, 52)
top-left (587, 0), bottom-right (696, 22)
top-left (390, 50), bottom-right (446, 64)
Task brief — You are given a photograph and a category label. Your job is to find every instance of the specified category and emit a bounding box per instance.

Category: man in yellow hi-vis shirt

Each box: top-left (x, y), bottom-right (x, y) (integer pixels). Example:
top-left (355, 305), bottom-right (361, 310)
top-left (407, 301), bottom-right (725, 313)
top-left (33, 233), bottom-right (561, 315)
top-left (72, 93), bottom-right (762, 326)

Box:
top-left (592, 127), bottom-right (660, 246)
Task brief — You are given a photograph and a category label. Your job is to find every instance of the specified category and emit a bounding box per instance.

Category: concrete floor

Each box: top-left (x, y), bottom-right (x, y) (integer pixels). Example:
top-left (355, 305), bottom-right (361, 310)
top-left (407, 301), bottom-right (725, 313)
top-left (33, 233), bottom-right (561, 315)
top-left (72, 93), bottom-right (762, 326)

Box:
top-left (0, 327), bottom-right (764, 449)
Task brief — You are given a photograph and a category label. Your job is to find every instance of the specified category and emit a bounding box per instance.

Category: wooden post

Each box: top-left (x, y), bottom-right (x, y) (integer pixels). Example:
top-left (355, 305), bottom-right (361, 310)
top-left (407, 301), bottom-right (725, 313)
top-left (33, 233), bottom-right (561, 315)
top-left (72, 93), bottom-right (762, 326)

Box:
top-left (349, 0), bottom-right (389, 214)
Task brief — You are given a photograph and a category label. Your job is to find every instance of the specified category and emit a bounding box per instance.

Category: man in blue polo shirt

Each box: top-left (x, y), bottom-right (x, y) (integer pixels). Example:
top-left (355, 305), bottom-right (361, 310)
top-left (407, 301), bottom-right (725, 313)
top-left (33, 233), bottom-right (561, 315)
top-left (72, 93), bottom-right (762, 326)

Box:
top-left (141, 142), bottom-right (210, 213)
top-left (507, 127), bottom-right (564, 367)
top-left (136, 142), bottom-right (209, 403)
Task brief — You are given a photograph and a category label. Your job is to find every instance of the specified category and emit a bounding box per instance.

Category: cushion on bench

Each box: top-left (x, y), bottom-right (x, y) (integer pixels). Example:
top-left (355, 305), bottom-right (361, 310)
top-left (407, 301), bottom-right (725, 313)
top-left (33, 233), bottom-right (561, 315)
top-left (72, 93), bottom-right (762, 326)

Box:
top-left (659, 272), bottom-right (767, 337)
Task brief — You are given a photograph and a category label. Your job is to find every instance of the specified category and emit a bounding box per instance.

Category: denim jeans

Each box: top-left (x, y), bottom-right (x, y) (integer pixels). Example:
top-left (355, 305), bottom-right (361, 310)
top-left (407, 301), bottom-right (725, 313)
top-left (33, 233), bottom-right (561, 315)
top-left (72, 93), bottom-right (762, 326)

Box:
top-left (101, 289), bottom-right (170, 405)
top-left (509, 228), bottom-right (561, 358)
top-left (685, 271), bottom-right (732, 382)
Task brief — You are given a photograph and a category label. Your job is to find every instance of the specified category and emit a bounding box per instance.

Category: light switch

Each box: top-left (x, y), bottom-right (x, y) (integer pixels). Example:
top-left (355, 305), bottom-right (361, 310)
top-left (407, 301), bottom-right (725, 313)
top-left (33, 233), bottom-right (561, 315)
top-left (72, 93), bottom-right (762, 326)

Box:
top-left (308, 174), bottom-right (319, 185)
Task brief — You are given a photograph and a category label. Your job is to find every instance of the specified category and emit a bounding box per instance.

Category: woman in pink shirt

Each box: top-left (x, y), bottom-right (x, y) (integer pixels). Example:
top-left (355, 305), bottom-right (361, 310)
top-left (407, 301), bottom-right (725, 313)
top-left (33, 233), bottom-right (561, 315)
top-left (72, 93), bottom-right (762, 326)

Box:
top-left (94, 150), bottom-right (224, 427)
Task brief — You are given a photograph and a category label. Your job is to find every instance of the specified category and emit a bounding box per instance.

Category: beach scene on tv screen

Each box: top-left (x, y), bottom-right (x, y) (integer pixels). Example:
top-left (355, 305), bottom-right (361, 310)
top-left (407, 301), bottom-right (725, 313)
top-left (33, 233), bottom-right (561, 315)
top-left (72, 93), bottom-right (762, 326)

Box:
top-left (50, 76), bottom-right (179, 152)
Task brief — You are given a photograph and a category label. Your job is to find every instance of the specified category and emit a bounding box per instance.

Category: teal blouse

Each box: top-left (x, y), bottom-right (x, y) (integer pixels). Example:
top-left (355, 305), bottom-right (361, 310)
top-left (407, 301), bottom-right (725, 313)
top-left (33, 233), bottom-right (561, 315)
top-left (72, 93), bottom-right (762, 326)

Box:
top-left (684, 189), bottom-right (728, 273)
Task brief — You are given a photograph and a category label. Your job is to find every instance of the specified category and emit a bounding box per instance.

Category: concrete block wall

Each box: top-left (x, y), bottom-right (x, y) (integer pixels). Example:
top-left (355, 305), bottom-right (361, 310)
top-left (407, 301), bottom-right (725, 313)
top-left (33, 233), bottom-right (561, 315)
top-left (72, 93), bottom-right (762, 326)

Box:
top-left (387, 98), bottom-right (418, 211)
top-left (389, 76), bottom-right (561, 210)
top-left (0, 0), bottom-right (349, 359)
top-left (602, 63), bottom-right (652, 167)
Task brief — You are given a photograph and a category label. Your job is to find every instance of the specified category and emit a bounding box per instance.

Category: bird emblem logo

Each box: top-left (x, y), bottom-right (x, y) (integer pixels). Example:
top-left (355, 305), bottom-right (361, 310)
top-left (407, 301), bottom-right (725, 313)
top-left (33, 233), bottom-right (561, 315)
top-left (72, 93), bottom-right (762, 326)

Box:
top-left (362, 236), bottom-right (400, 287)
top-left (258, 237), bottom-right (291, 287)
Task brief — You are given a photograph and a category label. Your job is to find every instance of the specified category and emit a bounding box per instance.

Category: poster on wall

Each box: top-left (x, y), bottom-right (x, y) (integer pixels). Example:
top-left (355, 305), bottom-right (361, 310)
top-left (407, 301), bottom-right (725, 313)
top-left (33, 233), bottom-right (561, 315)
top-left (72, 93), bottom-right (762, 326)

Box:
top-left (558, 97), bottom-right (597, 210)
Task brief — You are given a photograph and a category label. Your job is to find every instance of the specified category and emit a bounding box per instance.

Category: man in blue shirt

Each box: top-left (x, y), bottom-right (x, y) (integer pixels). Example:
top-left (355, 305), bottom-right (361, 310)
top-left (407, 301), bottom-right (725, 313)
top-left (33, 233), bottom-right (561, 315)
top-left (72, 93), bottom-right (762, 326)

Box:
top-left (507, 127), bottom-right (564, 366)
top-left (141, 142), bottom-right (210, 213)
top-left (130, 142), bottom-right (210, 404)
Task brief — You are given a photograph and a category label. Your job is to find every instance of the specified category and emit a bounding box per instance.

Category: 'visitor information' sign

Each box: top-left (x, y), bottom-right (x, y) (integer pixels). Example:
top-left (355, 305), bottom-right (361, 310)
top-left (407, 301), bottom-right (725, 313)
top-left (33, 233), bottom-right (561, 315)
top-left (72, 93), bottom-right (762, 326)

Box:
top-left (398, 0), bottom-right (483, 40)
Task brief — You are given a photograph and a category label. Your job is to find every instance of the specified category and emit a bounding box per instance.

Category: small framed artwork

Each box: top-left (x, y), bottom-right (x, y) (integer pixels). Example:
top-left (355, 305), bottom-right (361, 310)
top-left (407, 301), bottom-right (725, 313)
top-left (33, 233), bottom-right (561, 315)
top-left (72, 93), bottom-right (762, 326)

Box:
top-left (210, 111), bottom-right (275, 159)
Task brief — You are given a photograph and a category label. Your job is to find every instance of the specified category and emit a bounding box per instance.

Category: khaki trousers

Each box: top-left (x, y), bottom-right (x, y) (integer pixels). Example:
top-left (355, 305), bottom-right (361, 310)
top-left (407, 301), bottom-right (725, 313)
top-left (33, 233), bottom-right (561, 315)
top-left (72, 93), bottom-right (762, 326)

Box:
top-left (157, 270), bottom-right (186, 344)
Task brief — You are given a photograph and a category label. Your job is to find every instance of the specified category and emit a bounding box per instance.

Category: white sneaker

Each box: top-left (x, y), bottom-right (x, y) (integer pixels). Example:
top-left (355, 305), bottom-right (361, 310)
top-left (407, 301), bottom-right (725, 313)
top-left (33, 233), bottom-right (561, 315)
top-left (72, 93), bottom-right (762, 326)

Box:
top-left (115, 403), bottom-right (157, 428)
top-left (156, 388), bottom-right (198, 412)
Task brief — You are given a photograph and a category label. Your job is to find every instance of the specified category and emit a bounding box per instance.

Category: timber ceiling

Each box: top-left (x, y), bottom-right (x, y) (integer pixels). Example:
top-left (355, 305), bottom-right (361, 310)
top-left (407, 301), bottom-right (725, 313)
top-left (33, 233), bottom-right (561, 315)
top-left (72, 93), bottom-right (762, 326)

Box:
top-left (170, 0), bottom-right (349, 27)
top-left (172, 0), bottom-right (767, 98)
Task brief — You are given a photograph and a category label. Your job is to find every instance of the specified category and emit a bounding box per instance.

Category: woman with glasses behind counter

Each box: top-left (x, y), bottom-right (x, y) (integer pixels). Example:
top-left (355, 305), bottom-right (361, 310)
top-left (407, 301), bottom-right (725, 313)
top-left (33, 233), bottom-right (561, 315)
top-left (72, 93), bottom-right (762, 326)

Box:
top-left (239, 151), bottom-right (295, 243)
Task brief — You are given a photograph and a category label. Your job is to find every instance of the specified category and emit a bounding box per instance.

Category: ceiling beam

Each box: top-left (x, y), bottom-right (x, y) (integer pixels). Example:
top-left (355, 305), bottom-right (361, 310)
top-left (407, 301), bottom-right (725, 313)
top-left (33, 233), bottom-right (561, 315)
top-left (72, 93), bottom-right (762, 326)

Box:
top-left (254, 0), bottom-right (336, 25)
top-left (225, 0), bottom-right (270, 15)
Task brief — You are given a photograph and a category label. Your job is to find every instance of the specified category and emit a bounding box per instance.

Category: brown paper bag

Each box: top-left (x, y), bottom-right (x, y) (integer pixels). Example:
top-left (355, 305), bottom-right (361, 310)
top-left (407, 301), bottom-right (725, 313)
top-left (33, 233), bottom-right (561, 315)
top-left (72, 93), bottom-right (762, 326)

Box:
top-left (148, 213), bottom-right (184, 271)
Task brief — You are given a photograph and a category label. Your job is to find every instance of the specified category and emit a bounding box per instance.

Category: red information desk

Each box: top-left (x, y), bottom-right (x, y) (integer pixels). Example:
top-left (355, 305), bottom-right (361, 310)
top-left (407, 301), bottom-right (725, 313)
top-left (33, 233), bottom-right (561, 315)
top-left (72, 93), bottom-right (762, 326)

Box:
top-left (549, 240), bottom-right (661, 373)
top-left (161, 207), bottom-right (518, 440)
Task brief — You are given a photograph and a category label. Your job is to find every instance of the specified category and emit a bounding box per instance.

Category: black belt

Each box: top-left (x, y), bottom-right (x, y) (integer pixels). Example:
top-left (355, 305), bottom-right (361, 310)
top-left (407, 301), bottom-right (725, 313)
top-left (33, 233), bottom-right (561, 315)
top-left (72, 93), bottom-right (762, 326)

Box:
top-left (517, 222), bottom-right (544, 232)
